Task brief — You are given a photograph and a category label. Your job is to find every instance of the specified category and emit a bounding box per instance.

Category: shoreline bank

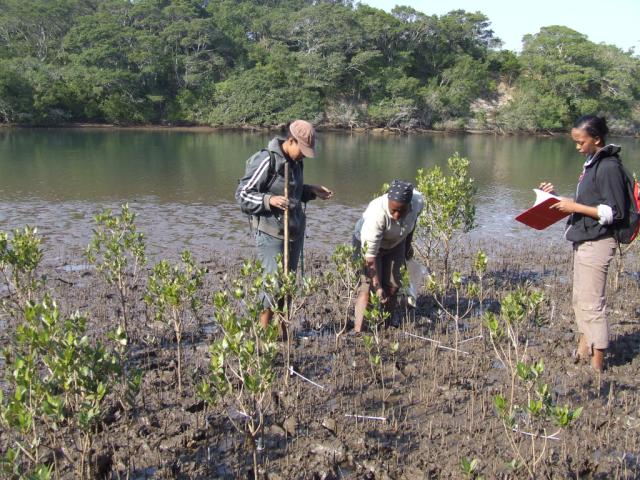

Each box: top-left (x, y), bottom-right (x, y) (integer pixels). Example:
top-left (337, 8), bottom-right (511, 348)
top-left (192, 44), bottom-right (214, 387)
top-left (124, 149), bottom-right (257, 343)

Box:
top-left (3, 122), bottom-right (638, 138)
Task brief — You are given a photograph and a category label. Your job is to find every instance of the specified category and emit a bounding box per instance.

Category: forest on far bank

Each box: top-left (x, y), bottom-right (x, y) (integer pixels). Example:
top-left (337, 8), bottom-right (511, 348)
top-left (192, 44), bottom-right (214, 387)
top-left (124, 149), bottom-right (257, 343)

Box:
top-left (1, 0), bottom-right (639, 134)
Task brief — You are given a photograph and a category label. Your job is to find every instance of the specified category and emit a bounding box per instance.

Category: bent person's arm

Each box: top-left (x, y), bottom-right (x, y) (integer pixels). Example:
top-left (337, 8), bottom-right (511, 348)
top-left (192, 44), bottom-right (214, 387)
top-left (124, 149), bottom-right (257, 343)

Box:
top-left (364, 256), bottom-right (386, 300)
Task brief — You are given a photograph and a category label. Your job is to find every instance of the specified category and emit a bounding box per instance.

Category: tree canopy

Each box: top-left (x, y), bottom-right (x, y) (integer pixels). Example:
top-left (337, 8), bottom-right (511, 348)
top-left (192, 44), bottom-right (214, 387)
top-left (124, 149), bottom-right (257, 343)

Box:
top-left (0, 0), bottom-right (638, 133)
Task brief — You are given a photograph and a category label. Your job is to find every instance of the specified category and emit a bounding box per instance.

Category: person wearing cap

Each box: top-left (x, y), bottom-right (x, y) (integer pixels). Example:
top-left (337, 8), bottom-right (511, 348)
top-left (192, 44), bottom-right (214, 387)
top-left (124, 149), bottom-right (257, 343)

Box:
top-left (352, 180), bottom-right (424, 332)
top-left (236, 120), bottom-right (332, 334)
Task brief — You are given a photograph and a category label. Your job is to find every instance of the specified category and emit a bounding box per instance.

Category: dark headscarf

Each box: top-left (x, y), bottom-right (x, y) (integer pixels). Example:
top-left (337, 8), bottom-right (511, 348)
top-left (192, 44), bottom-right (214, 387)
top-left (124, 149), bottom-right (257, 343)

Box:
top-left (387, 180), bottom-right (414, 204)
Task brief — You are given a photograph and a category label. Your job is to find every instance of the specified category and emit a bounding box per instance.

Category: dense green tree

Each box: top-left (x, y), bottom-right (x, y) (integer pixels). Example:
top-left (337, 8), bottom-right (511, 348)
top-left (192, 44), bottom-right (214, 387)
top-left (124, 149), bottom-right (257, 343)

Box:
top-left (207, 64), bottom-right (322, 125)
top-left (0, 60), bottom-right (34, 123)
top-left (497, 83), bottom-right (571, 132)
top-left (420, 54), bottom-right (492, 122)
top-left (498, 25), bottom-right (640, 132)
top-left (593, 44), bottom-right (640, 126)
top-left (62, 3), bottom-right (138, 70)
top-left (488, 50), bottom-right (521, 87)
top-left (0, 0), bottom-right (95, 61)
top-left (354, 5), bottom-right (405, 65)
top-left (0, 1), bottom-right (637, 132)
top-left (405, 10), bottom-right (500, 80)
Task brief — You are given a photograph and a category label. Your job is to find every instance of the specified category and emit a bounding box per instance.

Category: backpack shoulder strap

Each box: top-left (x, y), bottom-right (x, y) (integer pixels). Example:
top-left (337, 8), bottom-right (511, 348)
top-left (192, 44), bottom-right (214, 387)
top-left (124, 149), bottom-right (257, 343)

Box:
top-left (263, 149), bottom-right (279, 191)
top-left (592, 154), bottom-right (624, 188)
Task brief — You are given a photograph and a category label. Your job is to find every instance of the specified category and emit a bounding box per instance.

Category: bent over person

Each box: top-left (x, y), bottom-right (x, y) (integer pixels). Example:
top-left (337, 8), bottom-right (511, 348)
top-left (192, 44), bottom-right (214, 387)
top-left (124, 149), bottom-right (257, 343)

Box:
top-left (236, 120), bottom-right (332, 334)
top-left (353, 180), bottom-right (424, 332)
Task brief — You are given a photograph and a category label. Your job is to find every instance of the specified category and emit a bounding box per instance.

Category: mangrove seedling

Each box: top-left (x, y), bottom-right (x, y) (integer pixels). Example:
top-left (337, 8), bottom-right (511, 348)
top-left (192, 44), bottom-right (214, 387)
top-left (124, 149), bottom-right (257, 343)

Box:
top-left (426, 268), bottom-right (476, 357)
top-left (0, 296), bottom-right (120, 479)
top-left (460, 457), bottom-right (482, 479)
top-left (362, 291), bottom-right (393, 413)
top-left (0, 226), bottom-right (44, 319)
top-left (145, 250), bottom-right (205, 394)
top-left (328, 243), bottom-right (362, 346)
top-left (473, 250), bottom-right (488, 318)
top-left (415, 153), bottom-right (476, 288)
top-left (86, 203), bottom-right (146, 337)
top-left (263, 253), bottom-right (319, 382)
top-left (485, 286), bottom-right (545, 373)
top-left (198, 259), bottom-right (278, 480)
top-left (488, 290), bottom-right (581, 477)
top-left (493, 360), bottom-right (582, 477)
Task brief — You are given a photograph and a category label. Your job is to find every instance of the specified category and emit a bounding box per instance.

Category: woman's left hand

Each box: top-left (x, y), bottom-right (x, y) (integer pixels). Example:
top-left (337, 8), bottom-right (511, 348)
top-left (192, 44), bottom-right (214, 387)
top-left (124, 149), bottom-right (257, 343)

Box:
top-left (550, 199), bottom-right (600, 219)
top-left (550, 199), bottom-right (578, 213)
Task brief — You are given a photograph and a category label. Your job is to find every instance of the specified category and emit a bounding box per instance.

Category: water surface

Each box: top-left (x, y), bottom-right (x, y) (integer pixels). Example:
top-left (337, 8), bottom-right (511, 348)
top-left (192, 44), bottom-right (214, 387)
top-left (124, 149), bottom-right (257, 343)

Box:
top-left (1, 128), bottom-right (638, 261)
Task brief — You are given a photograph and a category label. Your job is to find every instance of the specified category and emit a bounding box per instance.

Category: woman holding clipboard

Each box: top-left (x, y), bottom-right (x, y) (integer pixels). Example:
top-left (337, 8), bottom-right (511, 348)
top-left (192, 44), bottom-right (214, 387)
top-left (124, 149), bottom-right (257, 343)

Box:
top-left (539, 115), bottom-right (627, 373)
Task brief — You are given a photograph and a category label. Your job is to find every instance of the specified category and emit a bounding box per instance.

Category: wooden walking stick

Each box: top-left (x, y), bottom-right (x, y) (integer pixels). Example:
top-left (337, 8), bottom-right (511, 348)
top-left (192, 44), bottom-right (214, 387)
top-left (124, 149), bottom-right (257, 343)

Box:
top-left (283, 160), bottom-right (289, 273)
top-left (283, 160), bottom-right (292, 383)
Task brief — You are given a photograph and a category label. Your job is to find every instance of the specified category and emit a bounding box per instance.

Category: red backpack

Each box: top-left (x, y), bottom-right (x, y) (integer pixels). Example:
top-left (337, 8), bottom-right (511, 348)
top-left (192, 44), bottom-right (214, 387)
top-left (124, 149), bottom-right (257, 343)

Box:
top-left (614, 165), bottom-right (640, 244)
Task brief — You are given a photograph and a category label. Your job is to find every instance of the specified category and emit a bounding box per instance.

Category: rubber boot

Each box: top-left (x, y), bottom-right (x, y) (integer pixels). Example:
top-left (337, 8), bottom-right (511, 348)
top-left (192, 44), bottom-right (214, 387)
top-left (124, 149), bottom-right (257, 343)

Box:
top-left (592, 348), bottom-right (605, 373)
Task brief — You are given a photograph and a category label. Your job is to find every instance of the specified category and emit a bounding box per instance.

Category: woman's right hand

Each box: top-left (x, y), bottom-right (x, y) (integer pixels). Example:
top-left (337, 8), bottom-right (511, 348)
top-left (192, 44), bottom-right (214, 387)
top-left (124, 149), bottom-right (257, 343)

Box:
top-left (538, 182), bottom-right (556, 194)
top-left (375, 287), bottom-right (388, 304)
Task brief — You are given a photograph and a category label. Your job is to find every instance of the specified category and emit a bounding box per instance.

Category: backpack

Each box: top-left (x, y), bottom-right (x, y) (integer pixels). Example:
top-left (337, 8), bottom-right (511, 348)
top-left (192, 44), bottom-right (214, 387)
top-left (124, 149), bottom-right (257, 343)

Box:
top-left (614, 165), bottom-right (640, 244)
top-left (237, 149), bottom-right (279, 216)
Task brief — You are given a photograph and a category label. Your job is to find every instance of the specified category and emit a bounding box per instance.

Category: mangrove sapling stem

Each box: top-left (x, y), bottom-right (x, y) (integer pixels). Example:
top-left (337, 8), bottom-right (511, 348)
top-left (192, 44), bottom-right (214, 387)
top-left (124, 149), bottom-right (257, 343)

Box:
top-left (53, 446), bottom-right (61, 480)
top-left (488, 337), bottom-right (507, 370)
top-left (335, 288), bottom-right (354, 348)
top-left (532, 434), bottom-right (550, 474)
top-left (378, 354), bottom-right (387, 416)
top-left (251, 436), bottom-right (259, 480)
top-left (171, 307), bottom-right (184, 393)
top-left (501, 420), bottom-right (535, 478)
top-left (15, 440), bottom-right (36, 464)
top-left (431, 291), bottom-right (474, 324)
top-left (455, 286), bottom-right (460, 361)
top-left (285, 314), bottom-right (292, 387)
top-left (117, 275), bottom-right (128, 334)
top-left (283, 161), bottom-right (289, 281)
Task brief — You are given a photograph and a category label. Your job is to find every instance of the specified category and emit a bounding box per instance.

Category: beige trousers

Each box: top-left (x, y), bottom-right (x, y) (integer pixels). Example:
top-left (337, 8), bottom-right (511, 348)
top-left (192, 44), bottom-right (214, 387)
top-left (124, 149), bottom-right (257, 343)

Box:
top-left (572, 236), bottom-right (617, 350)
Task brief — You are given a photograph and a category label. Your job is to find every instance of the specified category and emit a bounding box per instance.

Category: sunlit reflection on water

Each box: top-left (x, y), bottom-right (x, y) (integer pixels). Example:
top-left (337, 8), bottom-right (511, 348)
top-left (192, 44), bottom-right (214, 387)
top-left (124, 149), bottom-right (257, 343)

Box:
top-left (0, 185), bottom-right (567, 266)
top-left (2, 129), bottom-right (633, 262)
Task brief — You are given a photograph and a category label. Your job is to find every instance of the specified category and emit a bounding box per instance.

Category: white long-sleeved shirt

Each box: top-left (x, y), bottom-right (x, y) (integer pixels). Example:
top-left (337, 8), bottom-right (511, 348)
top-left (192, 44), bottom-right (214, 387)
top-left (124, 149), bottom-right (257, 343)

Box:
top-left (356, 191), bottom-right (424, 258)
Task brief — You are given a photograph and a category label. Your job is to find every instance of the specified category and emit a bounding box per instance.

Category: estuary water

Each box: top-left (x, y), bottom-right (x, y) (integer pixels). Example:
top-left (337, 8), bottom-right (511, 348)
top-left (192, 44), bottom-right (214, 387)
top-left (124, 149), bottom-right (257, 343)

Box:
top-left (0, 128), bottom-right (638, 262)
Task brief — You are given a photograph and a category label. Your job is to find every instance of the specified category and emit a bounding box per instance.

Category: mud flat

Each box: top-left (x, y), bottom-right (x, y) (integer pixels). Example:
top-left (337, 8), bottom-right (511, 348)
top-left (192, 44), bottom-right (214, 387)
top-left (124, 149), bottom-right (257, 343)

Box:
top-left (1, 238), bottom-right (639, 479)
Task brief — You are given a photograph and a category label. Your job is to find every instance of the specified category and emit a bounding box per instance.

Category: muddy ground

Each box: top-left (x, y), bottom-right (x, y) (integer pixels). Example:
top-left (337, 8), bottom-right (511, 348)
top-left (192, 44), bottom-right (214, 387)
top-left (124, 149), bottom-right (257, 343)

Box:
top-left (1, 238), bottom-right (640, 479)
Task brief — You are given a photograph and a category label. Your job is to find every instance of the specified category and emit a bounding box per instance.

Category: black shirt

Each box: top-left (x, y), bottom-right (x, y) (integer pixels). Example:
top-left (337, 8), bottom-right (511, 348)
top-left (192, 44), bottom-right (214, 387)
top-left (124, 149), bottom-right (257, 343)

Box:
top-left (566, 145), bottom-right (627, 243)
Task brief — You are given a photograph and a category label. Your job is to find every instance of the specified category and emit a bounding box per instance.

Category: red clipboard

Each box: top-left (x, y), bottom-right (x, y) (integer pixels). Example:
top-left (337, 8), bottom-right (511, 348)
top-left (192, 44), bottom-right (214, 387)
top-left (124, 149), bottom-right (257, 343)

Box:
top-left (515, 190), bottom-right (569, 230)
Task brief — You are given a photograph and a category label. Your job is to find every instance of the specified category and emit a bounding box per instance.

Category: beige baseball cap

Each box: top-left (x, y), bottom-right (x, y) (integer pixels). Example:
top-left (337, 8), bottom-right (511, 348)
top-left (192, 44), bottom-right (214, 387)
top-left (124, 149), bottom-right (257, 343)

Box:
top-left (289, 120), bottom-right (316, 158)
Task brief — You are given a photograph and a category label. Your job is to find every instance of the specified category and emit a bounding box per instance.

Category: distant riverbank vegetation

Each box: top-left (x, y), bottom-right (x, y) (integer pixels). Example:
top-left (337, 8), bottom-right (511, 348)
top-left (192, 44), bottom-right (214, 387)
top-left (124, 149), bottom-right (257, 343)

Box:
top-left (0, 0), bottom-right (639, 134)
